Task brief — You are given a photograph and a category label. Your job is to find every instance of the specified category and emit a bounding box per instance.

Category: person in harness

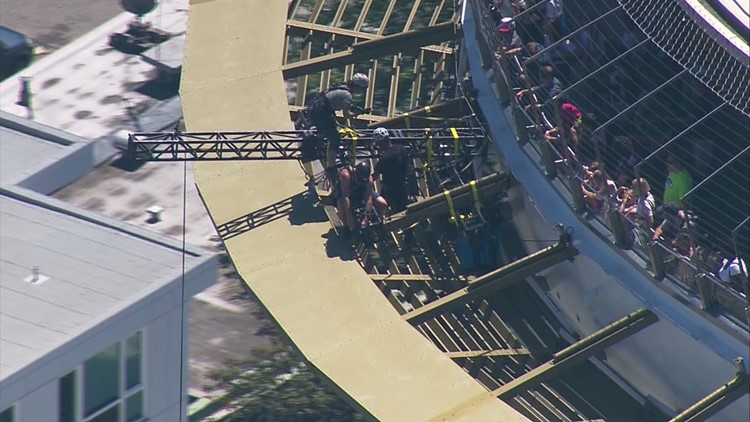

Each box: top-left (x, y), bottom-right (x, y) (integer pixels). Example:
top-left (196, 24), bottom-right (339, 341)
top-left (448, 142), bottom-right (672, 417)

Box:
top-left (308, 73), bottom-right (370, 178)
top-left (372, 127), bottom-right (412, 214)
top-left (336, 160), bottom-right (389, 232)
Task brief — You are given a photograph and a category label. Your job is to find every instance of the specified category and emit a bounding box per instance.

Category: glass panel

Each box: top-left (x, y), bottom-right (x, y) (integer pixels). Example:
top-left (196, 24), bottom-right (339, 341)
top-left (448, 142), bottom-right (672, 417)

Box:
top-left (0, 406), bottom-right (14, 422)
top-left (88, 404), bottom-right (119, 422)
top-left (59, 371), bottom-right (76, 422)
top-left (125, 332), bottom-right (142, 389)
top-left (125, 391), bottom-right (143, 422)
top-left (84, 343), bottom-right (120, 417)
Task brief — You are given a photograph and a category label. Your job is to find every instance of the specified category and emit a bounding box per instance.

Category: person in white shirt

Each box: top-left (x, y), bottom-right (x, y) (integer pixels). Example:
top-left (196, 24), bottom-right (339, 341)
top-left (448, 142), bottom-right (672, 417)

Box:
top-left (717, 256), bottom-right (748, 287)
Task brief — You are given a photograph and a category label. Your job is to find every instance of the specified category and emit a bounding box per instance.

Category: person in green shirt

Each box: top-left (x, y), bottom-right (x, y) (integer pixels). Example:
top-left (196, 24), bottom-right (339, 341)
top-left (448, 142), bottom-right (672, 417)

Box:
top-left (663, 155), bottom-right (693, 206)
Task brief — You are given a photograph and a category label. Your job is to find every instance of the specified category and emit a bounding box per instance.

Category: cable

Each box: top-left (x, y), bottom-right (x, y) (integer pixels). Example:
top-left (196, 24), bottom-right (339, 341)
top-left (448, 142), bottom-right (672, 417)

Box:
top-left (178, 160), bottom-right (188, 422)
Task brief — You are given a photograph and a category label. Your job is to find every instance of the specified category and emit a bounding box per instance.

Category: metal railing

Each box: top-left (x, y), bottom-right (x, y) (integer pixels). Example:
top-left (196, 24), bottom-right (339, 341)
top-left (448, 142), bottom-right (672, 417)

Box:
top-left (468, 0), bottom-right (750, 329)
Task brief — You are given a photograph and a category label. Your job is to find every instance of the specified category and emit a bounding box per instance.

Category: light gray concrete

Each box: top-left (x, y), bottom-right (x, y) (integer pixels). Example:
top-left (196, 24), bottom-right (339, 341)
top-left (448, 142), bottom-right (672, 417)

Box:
top-left (0, 194), bottom-right (208, 380)
top-left (0, 0), bottom-right (122, 51)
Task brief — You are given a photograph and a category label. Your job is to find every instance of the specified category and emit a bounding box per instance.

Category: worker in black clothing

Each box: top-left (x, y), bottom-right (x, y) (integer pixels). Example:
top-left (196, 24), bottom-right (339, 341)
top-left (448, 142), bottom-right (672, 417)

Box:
top-left (308, 73), bottom-right (370, 178)
top-left (372, 127), bottom-right (412, 214)
top-left (337, 161), bottom-right (389, 232)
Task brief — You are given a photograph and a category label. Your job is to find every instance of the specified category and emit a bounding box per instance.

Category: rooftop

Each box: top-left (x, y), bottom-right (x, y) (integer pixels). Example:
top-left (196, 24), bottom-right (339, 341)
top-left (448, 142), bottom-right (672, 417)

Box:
top-left (0, 194), bottom-right (196, 379)
top-left (0, 125), bottom-right (67, 183)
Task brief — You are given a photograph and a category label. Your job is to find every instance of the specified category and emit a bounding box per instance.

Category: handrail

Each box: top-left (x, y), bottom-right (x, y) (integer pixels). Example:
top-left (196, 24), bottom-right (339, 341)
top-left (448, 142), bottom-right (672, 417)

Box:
top-left (469, 0), bottom-right (749, 329)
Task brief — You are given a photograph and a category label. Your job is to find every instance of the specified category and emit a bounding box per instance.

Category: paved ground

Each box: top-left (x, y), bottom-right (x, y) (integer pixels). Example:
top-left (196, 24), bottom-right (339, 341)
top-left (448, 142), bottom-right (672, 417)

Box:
top-left (1, 0), bottom-right (273, 394)
top-left (0, 0), bottom-right (122, 51)
top-left (0, 1), bottom-right (187, 137)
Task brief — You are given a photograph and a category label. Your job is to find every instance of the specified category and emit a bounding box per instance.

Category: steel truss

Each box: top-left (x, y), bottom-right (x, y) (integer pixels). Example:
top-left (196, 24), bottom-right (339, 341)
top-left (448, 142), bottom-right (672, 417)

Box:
top-left (126, 127), bottom-right (487, 162)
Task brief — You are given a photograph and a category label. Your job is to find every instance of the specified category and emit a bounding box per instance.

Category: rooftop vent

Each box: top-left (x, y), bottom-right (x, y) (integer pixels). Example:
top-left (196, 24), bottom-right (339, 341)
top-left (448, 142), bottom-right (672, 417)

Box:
top-left (24, 266), bottom-right (49, 285)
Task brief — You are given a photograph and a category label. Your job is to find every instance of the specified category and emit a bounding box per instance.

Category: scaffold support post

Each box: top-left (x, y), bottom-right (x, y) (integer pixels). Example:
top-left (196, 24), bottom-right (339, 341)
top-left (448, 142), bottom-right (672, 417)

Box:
top-left (668, 358), bottom-right (749, 422)
top-left (492, 308), bottom-right (658, 399)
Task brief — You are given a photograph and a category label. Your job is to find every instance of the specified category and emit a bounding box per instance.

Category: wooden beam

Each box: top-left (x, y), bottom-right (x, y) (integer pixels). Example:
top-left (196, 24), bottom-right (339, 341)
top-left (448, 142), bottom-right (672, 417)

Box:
top-left (282, 21), bottom-right (460, 79)
top-left (384, 172), bottom-right (510, 232)
top-left (492, 309), bottom-right (658, 398)
top-left (370, 274), bottom-right (467, 283)
top-left (445, 348), bottom-right (531, 359)
top-left (668, 358), bottom-right (748, 422)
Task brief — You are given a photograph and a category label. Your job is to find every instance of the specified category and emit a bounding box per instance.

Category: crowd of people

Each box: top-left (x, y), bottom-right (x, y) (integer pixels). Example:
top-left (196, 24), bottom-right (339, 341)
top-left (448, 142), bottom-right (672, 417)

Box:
top-left (483, 0), bottom-right (748, 295)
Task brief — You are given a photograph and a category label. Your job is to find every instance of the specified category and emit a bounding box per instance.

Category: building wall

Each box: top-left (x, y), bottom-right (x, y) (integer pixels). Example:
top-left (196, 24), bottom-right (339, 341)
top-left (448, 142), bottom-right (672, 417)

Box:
top-left (506, 184), bottom-right (750, 422)
top-left (0, 259), bottom-right (216, 421)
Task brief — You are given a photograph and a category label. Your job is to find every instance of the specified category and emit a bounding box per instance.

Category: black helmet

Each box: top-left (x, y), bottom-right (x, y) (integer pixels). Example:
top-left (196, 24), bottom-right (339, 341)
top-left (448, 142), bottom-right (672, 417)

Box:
top-left (354, 161), bottom-right (371, 183)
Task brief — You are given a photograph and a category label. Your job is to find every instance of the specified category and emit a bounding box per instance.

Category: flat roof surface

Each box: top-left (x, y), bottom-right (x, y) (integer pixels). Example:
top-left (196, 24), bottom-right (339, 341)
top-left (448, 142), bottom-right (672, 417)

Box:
top-left (180, 0), bottom-right (527, 420)
top-left (0, 126), bottom-right (66, 183)
top-left (0, 194), bottom-right (193, 379)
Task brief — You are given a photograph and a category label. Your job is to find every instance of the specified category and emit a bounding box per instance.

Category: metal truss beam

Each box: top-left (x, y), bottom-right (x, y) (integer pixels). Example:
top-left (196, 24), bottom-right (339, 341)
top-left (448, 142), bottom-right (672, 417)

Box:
top-left (384, 172), bottom-right (511, 232)
top-left (282, 21), bottom-right (461, 79)
top-left (669, 358), bottom-right (748, 422)
top-left (126, 127), bottom-right (487, 162)
top-left (404, 229), bottom-right (578, 325)
top-left (370, 274), bottom-right (467, 283)
top-left (286, 21), bottom-right (452, 56)
top-left (492, 309), bottom-right (658, 399)
top-left (445, 348), bottom-right (531, 359)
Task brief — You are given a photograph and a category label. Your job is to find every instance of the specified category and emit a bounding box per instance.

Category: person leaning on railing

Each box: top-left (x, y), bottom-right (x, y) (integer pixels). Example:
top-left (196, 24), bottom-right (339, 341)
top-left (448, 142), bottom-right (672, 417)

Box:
top-left (515, 65), bottom-right (563, 115)
top-left (620, 177), bottom-right (655, 229)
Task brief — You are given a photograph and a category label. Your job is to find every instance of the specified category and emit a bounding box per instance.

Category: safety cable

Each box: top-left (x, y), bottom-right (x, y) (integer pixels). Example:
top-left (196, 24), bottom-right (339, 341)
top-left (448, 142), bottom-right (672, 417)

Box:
top-left (179, 160), bottom-right (188, 422)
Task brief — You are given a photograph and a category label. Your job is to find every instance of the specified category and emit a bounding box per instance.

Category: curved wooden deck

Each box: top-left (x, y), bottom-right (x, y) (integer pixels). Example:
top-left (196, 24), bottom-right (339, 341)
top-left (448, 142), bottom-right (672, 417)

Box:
top-left (179, 0), bottom-right (527, 421)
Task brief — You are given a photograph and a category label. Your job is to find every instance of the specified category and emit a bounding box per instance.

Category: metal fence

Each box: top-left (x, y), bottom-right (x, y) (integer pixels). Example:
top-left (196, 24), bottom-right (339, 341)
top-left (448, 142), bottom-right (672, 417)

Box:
top-left (469, 0), bottom-right (749, 327)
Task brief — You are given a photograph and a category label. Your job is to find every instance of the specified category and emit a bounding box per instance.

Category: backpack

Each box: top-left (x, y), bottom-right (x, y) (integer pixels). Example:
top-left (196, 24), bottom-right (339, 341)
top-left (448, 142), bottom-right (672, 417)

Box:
top-left (308, 84), bottom-right (351, 108)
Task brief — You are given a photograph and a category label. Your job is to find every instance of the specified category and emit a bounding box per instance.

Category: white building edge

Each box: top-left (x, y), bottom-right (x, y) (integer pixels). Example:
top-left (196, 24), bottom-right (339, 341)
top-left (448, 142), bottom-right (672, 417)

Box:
top-left (0, 112), bottom-right (218, 422)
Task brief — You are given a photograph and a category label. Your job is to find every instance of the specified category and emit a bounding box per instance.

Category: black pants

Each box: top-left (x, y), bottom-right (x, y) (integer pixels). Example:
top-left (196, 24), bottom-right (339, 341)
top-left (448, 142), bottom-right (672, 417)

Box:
top-left (309, 105), bottom-right (341, 168)
top-left (381, 184), bottom-right (408, 214)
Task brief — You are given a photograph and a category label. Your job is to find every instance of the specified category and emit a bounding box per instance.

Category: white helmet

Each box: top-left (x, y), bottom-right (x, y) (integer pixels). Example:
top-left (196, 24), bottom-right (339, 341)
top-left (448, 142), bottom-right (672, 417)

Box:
top-left (350, 72), bottom-right (369, 89)
top-left (373, 127), bottom-right (389, 142)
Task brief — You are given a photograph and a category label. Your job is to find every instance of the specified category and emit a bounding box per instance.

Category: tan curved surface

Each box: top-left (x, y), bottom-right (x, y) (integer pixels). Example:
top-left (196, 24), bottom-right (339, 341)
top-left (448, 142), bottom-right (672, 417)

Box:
top-left (180, 1), bottom-right (528, 420)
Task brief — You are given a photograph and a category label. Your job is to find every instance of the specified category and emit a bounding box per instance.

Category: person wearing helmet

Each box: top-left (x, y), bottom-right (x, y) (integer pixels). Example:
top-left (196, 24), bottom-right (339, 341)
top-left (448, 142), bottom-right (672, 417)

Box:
top-left (372, 127), bottom-right (412, 213)
top-left (337, 160), bottom-right (388, 232)
top-left (308, 72), bottom-right (370, 176)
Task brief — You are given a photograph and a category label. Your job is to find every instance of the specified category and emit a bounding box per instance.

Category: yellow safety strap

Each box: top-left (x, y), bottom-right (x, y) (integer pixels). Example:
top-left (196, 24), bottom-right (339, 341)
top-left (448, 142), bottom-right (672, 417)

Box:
top-left (404, 112), bottom-right (411, 129)
top-left (338, 127), bottom-right (358, 164)
top-left (443, 190), bottom-right (458, 226)
top-left (450, 127), bottom-right (459, 156)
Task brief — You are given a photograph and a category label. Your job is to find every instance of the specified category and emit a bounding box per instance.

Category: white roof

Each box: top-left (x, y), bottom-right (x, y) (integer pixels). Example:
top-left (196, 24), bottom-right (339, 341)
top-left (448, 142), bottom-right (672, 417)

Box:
top-left (0, 194), bottom-right (203, 380)
top-left (0, 120), bottom-right (212, 382)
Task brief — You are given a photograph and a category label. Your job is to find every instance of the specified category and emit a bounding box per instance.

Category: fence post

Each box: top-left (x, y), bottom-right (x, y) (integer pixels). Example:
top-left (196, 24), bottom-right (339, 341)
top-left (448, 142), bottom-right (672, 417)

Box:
top-left (695, 273), bottom-right (714, 311)
top-left (649, 241), bottom-right (666, 280)
top-left (609, 212), bottom-right (628, 248)
top-left (569, 177), bottom-right (586, 213)
top-left (540, 141), bottom-right (558, 178)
